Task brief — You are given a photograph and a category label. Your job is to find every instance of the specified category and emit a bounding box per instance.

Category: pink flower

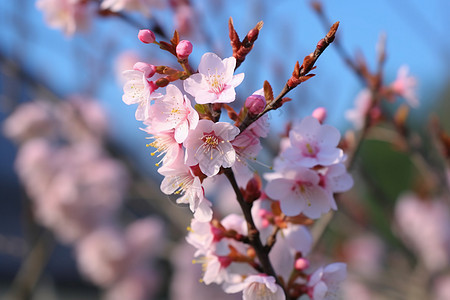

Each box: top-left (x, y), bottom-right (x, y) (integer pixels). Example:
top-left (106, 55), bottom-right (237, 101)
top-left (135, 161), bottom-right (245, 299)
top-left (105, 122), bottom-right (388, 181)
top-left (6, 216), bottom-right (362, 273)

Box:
top-left (125, 217), bottom-right (165, 261)
top-left (104, 268), bottom-right (160, 300)
top-left (345, 89), bottom-right (371, 130)
top-left (76, 226), bottom-right (130, 287)
top-left (307, 263), bottom-right (347, 300)
top-left (184, 120), bottom-right (240, 177)
top-left (3, 101), bottom-right (55, 143)
top-left (231, 130), bottom-right (262, 186)
top-left (265, 167), bottom-right (331, 219)
top-left (183, 53), bottom-right (244, 104)
top-left (186, 219), bottom-right (215, 256)
top-left (394, 193), bottom-right (450, 272)
top-left (36, 0), bottom-right (91, 36)
top-left (225, 274), bottom-right (286, 300)
top-left (142, 128), bottom-right (182, 168)
top-left (150, 84), bottom-right (199, 143)
top-left (282, 116), bottom-right (343, 168)
top-left (158, 157), bottom-right (212, 222)
top-left (318, 163), bottom-right (354, 210)
top-left (122, 63), bottom-right (162, 121)
top-left (390, 65), bottom-right (419, 108)
top-left (101, 0), bottom-right (164, 16)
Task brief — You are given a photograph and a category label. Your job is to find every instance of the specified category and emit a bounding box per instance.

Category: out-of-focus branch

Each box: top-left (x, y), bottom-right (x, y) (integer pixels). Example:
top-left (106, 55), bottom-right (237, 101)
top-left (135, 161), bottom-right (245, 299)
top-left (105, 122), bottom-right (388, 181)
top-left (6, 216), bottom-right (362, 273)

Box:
top-left (5, 231), bottom-right (54, 300)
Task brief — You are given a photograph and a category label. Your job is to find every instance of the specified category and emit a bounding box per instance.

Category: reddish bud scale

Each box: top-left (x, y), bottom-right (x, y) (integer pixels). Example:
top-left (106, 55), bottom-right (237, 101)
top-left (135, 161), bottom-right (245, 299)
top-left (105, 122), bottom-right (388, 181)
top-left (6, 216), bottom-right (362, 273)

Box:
top-left (155, 77), bottom-right (170, 87)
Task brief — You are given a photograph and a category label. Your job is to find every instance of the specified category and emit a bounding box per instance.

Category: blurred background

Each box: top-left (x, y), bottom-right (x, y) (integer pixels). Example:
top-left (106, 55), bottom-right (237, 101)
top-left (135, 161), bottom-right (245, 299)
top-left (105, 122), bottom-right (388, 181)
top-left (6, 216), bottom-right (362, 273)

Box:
top-left (1, 0), bottom-right (450, 299)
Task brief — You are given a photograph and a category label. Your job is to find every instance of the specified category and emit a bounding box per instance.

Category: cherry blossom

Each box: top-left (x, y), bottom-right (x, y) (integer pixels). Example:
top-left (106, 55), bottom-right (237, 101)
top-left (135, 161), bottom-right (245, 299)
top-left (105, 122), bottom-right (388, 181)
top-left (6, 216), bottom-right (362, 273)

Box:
top-left (281, 116), bottom-right (343, 168)
top-left (184, 53), bottom-right (244, 104)
top-left (318, 163), bottom-right (354, 210)
top-left (150, 84), bottom-right (199, 143)
top-left (231, 130), bottom-right (262, 186)
top-left (142, 128), bottom-right (182, 168)
top-left (225, 274), bottom-right (286, 300)
top-left (36, 0), bottom-right (92, 36)
top-left (122, 63), bottom-right (162, 121)
top-left (186, 219), bottom-right (215, 256)
top-left (265, 167), bottom-right (331, 219)
top-left (159, 157), bottom-right (212, 222)
top-left (394, 193), bottom-right (450, 272)
top-left (390, 65), bottom-right (419, 108)
top-left (184, 120), bottom-right (240, 177)
top-left (345, 89), bottom-right (372, 130)
top-left (307, 263), bottom-right (347, 300)
top-left (101, 0), bottom-right (164, 16)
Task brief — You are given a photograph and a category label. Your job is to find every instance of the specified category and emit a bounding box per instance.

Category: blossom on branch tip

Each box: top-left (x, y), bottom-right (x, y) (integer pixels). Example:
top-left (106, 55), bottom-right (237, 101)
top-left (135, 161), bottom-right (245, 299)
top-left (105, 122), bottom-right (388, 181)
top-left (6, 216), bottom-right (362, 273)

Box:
top-left (184, 120), bottom-right (240, 177)
top-left (184, 52), bottom-right (244, 104)
top-left (138, 29), bottom-right (156, 43)
top-left (176, 40), bottom-right (193, 59)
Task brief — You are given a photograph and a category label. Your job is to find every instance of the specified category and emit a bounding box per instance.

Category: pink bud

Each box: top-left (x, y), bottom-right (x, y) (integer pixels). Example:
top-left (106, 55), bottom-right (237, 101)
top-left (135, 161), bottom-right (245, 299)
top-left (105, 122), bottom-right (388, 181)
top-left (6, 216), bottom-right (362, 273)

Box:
top-left (133, 62), bottom-right (156, 78)
top-left (176, 40), bottom-right (193, 59)
top-left (312, 107), bottom-right (327, 123)
top-left (138, 29), bottom-right (155, 44)
top-left (245, 94), bottom-right (266, 115)
top-left (294, 258), bottom-right (310, 270)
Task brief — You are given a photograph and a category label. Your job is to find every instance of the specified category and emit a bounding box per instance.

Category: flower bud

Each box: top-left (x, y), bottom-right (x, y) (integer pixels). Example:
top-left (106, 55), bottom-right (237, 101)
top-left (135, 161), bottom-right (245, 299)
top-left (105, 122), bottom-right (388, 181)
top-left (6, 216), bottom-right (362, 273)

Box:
top-left (133, 62), bottom-right (156, 78)
top-left (176, 40), bottom-right (193, 59)
top-left (138, 29), bottom-right (155, 44)
top-left (294, 258), bottom-right (310, 270)
top-left (312, 107), bottom-right (327, 123)
top-left (245, 94), bottom-right (266, 116)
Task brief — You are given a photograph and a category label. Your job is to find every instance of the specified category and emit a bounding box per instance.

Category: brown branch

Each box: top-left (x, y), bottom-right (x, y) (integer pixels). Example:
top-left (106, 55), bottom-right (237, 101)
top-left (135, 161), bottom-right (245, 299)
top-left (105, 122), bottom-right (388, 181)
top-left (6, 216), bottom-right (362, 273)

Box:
top-left (238, 22), bottom-right (339, 133)
top-left (223, 168), bottom-right (289, 297)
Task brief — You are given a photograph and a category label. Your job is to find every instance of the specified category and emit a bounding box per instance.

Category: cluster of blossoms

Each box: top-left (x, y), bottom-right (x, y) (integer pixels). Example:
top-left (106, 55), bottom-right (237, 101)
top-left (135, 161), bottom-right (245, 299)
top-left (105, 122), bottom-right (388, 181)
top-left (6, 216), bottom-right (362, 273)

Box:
top-left (345, 65), bottom-right (418, 130)
top-left (3, 98), bottom-right (164, 300)
top-left (121, 25), bottom-right (352, 299)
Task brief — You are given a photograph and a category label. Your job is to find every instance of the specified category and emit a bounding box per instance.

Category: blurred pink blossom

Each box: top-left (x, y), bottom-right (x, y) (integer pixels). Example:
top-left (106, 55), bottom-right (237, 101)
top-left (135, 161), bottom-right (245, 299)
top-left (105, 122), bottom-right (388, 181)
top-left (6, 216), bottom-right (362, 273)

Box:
top-left (3, 101), bottom-right (55, 143)
top-left (36, 0), bottom-right (92, 36)
top-left (390, 65), bottom-right (419, 108)
top-left (101, 0), bottom-right (164, 16)
top-left (394, 193), bottom-right (450, 272)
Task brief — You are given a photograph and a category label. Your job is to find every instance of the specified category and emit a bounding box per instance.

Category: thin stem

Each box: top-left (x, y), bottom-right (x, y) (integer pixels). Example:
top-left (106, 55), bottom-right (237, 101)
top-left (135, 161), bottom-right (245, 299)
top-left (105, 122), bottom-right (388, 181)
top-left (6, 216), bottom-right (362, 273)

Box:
top-left (238, 22), bottom-right (338, 133)
top-left (223, 168), bottom-right (290, 298)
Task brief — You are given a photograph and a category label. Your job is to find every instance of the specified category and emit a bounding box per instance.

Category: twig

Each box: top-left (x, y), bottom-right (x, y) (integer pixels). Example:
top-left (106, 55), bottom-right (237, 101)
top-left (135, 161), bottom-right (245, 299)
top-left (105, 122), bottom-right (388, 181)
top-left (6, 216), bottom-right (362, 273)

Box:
top-left (223, 168), bottom-right (290, 298)
top-left (238, 22), bottom-right (339, 133)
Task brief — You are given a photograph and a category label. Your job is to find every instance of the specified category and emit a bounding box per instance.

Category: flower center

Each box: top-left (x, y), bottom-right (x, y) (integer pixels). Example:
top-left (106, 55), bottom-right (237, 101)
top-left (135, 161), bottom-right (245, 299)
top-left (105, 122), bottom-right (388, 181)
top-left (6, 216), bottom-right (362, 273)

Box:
top-left (207, 71), bottom-right (226, 95)
top-left (302, 142), bottom-right (318, 157)
top-left (198, 131), bottom-right (223, 160)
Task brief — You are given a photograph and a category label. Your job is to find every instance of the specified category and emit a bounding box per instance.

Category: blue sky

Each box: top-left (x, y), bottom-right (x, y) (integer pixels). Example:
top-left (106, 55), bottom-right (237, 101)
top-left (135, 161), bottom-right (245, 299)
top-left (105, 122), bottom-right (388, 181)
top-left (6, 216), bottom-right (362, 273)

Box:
top-left (1, 0), bottom-right (449, 176)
